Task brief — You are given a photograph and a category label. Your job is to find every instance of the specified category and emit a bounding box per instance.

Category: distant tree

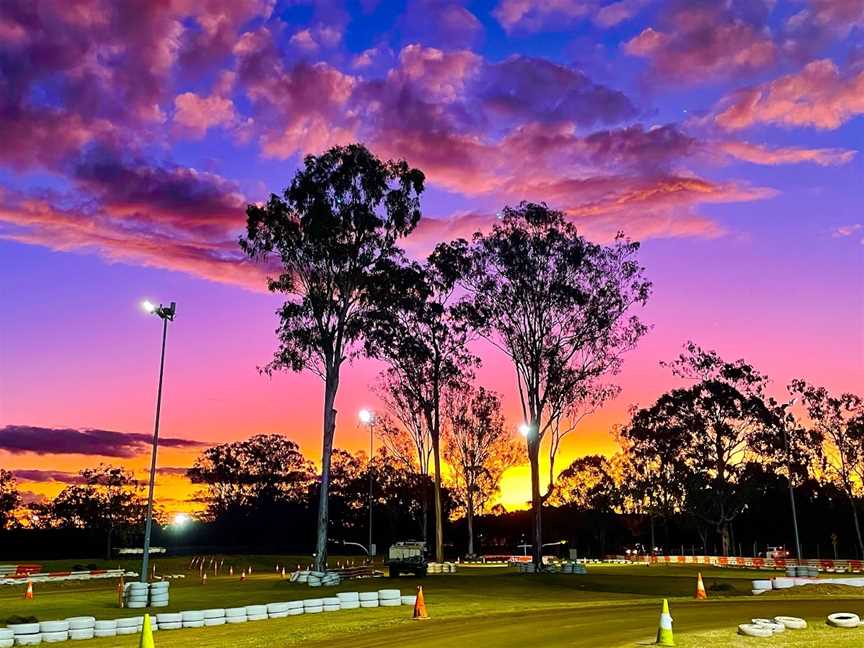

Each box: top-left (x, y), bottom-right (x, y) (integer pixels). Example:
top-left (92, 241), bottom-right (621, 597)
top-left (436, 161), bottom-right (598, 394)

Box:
top-left (0, 469), bottom-right (21, 530)
top-left (552, 455), bottom-right (620, 556)
top-left (187, 434), bottom-right (315, 517)
top-left (659, 343), bottom-right (774, 555)
top-left (241, 144), bottom-right (424, 569)
top-left (364, 251), bottom-right (477, 562)
top-left (617, 401), bottom-right (689, 552)
top-left (440, 202), bottom-right (650, 566)
top-left (790, 380), bottom-right (864, 557)
top-left (373, 373), bottom-right (433, 542)
top-left (443, 384), bottom-right (520, 556)
top-left (49, 465), bottom-right (146, 559)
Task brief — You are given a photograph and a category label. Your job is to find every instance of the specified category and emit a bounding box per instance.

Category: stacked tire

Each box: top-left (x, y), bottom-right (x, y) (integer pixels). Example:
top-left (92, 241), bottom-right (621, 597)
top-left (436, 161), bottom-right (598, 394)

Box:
top-left (40, 621), bottom-right (69, 643)
top-left (296, 570), bottom-right (310, 584)
top-left (245, 605), bottom-right (267, 621)
top-left (7, 623), bottom-right (40, 646)
top-left (303, 598), bottom-right (324, 614)
top-left (427, 562), bottom-right (442, 574)
top-left (0, 629), bottom-right (12, 648)
top-left (751, 579), bottom-right (772, 595)
top-left (337, 592), bottom-right (360, 610)
top-left (359, 592), bottom-right (379, 608)
top-left (203, 609), bottom-right (226, 627)
top-left (94, 620), bottom-right (117, 638)
top-left (225, 608), bottom-right (247, 624)
top-left (400, 594), bottom-right (417, 606)
top-left (125, 582), bottom-right (149, 608)
top-left (321, 571), bottom-right (340, 587)
top-left (181, 611), bottom-right (205, 629)
top-left (267, 602), bottom-right (290, 619)
top-left (150, 581), bottom-right (170, 607)
top-left (323, 597), bottom-right (340, 612)
top-left (66, 617), bottom-right (95, 641)
top-left (116, 616), bottom-right (156, 636)
top-left (156, 613), bottom-right (182, 630)
top-left (378, 589), bottom-right (401, 607)
top-left (307, 571), bottom-right (325, 587)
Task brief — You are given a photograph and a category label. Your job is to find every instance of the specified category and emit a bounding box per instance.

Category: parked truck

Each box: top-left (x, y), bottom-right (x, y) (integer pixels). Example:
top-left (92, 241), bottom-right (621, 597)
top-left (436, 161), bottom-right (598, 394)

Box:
top-left (386, 541), bottom-right (428, 577)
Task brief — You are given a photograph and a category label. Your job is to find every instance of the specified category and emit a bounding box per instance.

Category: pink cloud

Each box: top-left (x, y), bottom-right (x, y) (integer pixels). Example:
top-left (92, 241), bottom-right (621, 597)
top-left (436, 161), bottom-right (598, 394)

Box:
top-left (594, 0), bottom-right (651, 27)
top-left (0, 188), bottom-right (266, 290)
top-left (493, 0), bottom-right (595, 33)
top-left (623, 1), bottom-right (777, 83)
top-left (233, 27), bottom-right (357, 158)
top-left (173, 92), bottom-right (237, 138)
top-left (717, 140), bottom-right (857, 166)
top-left (714, 59), bottom-right (864, 130)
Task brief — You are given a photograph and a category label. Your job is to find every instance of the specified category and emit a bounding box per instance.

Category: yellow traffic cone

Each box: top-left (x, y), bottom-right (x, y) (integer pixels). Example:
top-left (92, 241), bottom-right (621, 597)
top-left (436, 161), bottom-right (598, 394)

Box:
top-left (695, 572), bottom-right (707, 600)
top-left (655, 599), bottom-right (674, 646)
top-left (139, 613), bottom-right (155, 648)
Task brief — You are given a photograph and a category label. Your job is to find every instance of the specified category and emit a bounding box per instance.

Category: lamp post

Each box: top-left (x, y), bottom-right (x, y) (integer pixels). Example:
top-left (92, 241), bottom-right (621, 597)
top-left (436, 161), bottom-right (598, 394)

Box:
top-left (780, 397), bottom-right (803, 562)
top-left (359, 409), bottom-right (375, 557)
top-left (140, 300), bottom-right (176, 583)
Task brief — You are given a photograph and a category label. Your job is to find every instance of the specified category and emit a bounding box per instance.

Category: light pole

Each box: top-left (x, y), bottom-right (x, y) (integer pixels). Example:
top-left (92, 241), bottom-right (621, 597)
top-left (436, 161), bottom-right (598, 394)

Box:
top-left (140, 300), bottom-right (176, 583)
top-left (359, 409), bottom-right (375, 557)
top-left (780, 397), bottom-right (803, 562)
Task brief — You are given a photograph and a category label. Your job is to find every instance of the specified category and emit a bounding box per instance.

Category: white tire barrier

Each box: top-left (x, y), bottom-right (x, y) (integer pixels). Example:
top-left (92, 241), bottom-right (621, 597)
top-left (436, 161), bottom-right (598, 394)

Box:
top-left (159, 622), bottom-right (182, 631)
top-left (37, 623), bottom-right (66, 635)
top-left (380, 598), bottom-right (401, 607)
top-left (0, 641), bottom-right (10, 648)
top-left (828, 612), bottom-right (861, 628)
top-left (751, 580), bottom-right (772, 590)
top-left (202, 609), bottom-right (225, 619)
top-left (337, 592), bottom-right (359, 602)
top-left (8, 625), bottom-right (40, 636)
top-left (378, 589), bottom-right (400, 599)
top-left (115, 618), bottom-right (141, 629)
top-left (305, 607), bottom-right (323, 614)
top-left (13, 636), bottom-right (42, 646)
top-left (41, 632), bottom-right (68, 644)
top-left (772, 577), bottom-right (794, 589)
top-left (287, 608), bottom-right (304, 616)
top-left (225, 607), bottom-right (247, 624)
top-left (401, 595), bottom-right (417, 606)
top-left (117, 627), bottom-right (138, 636)
top-left (245, 605), bottom-right (267, 616)
top-left (65, 619), bottom-right (94, 632)
top-left (751, 589), bottom-right (768, 596)
top-left (751, 619), bottom-right (785, 633)
top-left (774, 616), bottom-right (807, 630)
top-left (204, 618), bottom-right (226, 627)
top-left (267, 603), bottom-right (289, 614)
top-left (358, 592), bottom-right (378, 602)
top-left (738, 623), bottom-right (773, 637)
top-left (360, 600), bottom-right (379, 608)
top-left (340, 601), bottom-right (360, 610)
top-left (67, 630), bottom-right (93, 641)
top-left (0, 630), bottom-right (12, 641)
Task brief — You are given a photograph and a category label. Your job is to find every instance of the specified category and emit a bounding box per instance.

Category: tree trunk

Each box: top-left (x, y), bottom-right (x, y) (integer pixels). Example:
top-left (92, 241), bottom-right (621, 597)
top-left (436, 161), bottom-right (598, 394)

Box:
top-left (421, 483), bottom-right (428, 545)
top-left (649, 516), bottom-right (655, 554)
top-left (314, 372), bottom-right (339, 572)
top-left (106, 525), bottom-right (113, 561)
top-left (529, 440), bottom-right (542, 568)
top-left (432, 431), bottom-right (444, 562)
top-left (720, 524), bottom-right (730, 557)
top-left (850, 496), bottom-right (864, 559)
top-left (466, 488), bottom-right (475, 557)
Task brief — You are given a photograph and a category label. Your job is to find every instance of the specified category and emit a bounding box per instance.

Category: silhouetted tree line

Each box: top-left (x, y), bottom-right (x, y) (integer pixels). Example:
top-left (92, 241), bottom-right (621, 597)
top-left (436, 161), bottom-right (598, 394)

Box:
top-left (2, 144), bottom-right (860, 564)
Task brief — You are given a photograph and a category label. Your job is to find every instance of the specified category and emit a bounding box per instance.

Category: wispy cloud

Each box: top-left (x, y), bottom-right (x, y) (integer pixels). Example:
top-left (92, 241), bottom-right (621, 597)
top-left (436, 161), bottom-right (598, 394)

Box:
top-left (0, 425), bottom-right (205, 458)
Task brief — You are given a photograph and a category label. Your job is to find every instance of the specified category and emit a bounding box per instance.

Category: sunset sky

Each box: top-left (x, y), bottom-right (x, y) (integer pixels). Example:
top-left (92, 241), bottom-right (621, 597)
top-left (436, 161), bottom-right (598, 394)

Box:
top-left (0, 0), bottom-right (862, 514)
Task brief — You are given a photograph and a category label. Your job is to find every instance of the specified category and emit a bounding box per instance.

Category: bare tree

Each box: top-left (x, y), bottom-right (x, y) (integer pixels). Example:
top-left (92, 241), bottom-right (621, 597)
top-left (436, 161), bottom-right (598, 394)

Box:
top-left (443, 384), bottom-right (520, 556)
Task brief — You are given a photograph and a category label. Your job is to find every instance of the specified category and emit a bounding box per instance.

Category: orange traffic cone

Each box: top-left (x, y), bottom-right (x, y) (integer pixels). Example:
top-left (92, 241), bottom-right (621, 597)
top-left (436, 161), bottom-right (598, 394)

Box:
top-left (412, 585), bottom-right (429, 620)
top-left (695, 572), bottom-right (707, 600)
top-left (24, 580), bottom-right (33, 600)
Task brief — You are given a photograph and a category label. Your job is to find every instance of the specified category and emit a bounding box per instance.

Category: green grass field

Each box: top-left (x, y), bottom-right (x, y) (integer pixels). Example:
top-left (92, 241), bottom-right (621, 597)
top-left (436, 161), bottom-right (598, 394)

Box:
top-left (2, 556), bottom-right (864, 646)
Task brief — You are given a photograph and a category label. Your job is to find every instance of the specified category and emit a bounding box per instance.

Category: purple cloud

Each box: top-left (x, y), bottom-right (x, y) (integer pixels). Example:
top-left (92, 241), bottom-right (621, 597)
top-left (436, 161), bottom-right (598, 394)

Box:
top-left (0, 425), bottom-right (205, 458)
